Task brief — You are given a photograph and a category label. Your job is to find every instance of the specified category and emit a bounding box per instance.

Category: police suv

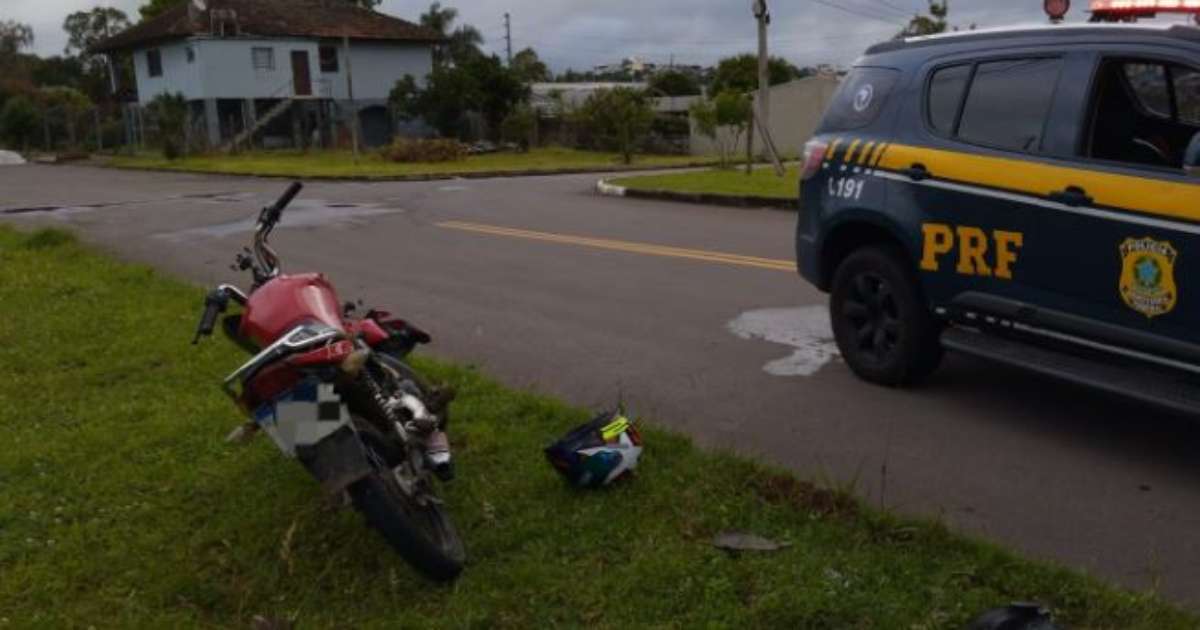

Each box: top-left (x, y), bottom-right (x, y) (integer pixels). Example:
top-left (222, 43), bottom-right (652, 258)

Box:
top-left (797, 24), bottom-right (1200, 413)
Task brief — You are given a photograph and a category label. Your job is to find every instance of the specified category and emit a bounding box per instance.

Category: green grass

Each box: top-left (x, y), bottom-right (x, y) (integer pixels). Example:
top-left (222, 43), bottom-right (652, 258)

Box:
top-left (611, 165), bottom-right (801, 200)
top-left (108, 147), bottom-right (710, 179)
top-left (0, 226), bottom-right (1193, 629)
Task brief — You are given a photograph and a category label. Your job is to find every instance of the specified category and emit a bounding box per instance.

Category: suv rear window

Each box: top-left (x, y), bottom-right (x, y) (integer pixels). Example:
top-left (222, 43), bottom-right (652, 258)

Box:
top-left (926, 57), bottom-right (1062, 153)
top-left (820, 67), bottom-right (900, 131)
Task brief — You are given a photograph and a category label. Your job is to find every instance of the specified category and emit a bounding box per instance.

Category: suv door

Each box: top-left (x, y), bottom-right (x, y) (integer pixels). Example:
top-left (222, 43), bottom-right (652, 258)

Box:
top-left (885, 51), bottom-right (1074, 321)
top-left (1028, 47), bottom-right (1200, 354)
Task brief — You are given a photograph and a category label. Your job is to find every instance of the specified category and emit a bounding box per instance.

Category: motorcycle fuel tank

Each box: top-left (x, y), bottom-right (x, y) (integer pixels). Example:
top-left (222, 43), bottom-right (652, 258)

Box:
top-left (241, 273), bottom-right (345, 346)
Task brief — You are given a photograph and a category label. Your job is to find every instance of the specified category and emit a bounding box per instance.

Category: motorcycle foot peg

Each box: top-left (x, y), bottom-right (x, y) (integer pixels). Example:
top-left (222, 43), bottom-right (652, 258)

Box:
top-left (425, 431), bottom-right (454, 481)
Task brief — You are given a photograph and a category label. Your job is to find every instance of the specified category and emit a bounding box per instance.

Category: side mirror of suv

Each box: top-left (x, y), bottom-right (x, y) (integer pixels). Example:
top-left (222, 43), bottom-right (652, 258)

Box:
top-left (1184, 132), bottom-right (1200, 177)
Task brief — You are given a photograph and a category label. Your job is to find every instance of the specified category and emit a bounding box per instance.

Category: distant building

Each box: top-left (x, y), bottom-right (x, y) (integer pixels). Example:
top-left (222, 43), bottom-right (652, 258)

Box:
top-left (91, 0), bottom-right (442, 150)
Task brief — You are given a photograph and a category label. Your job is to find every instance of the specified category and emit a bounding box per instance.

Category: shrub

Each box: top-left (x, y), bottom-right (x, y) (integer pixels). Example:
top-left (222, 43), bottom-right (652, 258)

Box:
top-left (500, 105), bottom-right (536, 151)
top-left (148, 92), bottom-right (187, 160)
top-left (382, 137), bottom-right (466, 163)
top-left (0, 95), bottom-right (39, 150)
top-left (577, 87), bottom-right (655, 164)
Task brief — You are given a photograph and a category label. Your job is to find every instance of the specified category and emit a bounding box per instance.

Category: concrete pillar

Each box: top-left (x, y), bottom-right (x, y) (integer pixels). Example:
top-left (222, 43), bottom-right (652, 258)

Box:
top-left (244, 99), bottom-right (257, 132)
top-left (204, 99), bottom-right (220, 147)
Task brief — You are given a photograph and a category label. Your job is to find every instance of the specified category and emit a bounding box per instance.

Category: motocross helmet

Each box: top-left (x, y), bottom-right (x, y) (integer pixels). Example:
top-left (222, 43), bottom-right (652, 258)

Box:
top-left (545, 411), bottom-right (643, 488)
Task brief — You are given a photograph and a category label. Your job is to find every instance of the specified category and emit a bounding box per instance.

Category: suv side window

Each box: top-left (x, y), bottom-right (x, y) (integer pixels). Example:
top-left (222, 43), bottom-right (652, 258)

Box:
top-left (928, 64), bottom-right (971, 135)
top-left (958, 58), bottom-right (1063, 152)
top-left (925, 57), bottom-right (1063, 153)
top-left (820, 66), bottom-right (901, 131)
top-left (1086, 57), bottom-right (1200, 170)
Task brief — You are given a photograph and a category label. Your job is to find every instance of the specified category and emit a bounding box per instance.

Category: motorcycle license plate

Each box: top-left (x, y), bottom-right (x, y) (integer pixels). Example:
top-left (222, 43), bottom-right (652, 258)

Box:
top-left (253, 380), bottom-right (349, 455)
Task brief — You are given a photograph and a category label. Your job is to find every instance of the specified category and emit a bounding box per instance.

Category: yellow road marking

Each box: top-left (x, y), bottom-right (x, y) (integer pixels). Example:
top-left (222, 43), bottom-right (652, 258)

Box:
top-left (436, 221), bottom-right (796, 272)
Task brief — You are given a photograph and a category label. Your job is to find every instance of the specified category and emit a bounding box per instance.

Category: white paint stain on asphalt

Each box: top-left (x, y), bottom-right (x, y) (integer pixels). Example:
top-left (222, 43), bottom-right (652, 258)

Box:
top-left (727, 306), bottom-right (839, 377)
top-left (153, 200), bottom-right (400, 241)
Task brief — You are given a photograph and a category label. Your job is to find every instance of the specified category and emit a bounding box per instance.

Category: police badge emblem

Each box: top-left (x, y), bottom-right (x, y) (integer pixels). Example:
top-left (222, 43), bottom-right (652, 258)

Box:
top-left (1119, 237), bottom-right (1178, 318)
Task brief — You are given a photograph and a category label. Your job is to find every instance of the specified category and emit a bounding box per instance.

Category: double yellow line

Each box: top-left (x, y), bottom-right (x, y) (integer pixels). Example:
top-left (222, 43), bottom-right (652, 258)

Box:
top-left (437, 221), bottom-right (795, 272)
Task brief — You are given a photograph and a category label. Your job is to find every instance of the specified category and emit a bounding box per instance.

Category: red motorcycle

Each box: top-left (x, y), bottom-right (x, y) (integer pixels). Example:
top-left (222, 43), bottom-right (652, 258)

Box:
top-left (193, 183), bottom-right (465, 581)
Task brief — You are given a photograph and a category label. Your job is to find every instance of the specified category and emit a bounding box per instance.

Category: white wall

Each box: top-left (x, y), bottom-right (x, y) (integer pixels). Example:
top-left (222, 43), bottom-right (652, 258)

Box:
top-left (690, 75), bottom-right (841, 157)
top-left (130, 37), bottom-right (433, 104)
top-left (195, 37), bottom-right (320, 100)
top-left (132, 40), bottom-right (202, 104)
top-left (317, 42), bottom-right (433, 101)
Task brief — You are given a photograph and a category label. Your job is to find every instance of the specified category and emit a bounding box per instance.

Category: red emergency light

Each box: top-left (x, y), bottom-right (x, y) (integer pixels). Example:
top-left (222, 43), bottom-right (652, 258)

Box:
top-left (1090, 0), bottom-right (1200, 18)
top-left (1094, 0), bottom-right (1200, 13)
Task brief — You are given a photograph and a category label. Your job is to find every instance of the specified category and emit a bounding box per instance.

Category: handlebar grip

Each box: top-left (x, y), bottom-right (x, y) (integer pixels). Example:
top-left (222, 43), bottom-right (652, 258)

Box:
top-left (192, 289), bottom-right (230, 345)
top-left (273, 182), bottom-right (303, 213)
top-left (193, 302), bottom-right (220, 345)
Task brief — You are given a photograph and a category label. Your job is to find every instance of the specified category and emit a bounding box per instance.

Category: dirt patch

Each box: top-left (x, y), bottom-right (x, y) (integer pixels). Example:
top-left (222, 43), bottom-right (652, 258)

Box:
top-left (750, 472), bottom-right (859, 519)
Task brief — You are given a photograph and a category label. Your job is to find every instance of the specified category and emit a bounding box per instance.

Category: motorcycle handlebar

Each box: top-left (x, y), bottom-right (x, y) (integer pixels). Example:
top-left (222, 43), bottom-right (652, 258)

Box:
top-left (266, 182), bottom-right (303, 223)
top-left (192, 289), bottom-right (230, 345)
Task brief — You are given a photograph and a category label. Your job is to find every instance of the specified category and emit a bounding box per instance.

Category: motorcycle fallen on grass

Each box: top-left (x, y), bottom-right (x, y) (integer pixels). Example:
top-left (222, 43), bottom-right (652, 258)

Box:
top-left (192, 182), bottom-right (465, 581)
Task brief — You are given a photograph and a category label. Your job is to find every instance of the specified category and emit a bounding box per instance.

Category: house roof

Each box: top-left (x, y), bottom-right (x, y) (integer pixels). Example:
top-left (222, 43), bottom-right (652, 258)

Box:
top-left (90, 0), bottom-right (444, 54)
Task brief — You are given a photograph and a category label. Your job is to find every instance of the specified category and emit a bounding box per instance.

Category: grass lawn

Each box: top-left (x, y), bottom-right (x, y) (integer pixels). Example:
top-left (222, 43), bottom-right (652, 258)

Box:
top-left (107, 147), bottom-right (710, 179)
top-left (611, 165), bottom-right (801, 200)
top-left (0, 226), bottom-right (1193, 628)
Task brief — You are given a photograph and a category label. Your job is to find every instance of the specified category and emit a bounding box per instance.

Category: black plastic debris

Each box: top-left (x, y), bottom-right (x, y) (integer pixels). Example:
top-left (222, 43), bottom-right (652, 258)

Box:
top-left (965, 603), bottom-right (1063, 630)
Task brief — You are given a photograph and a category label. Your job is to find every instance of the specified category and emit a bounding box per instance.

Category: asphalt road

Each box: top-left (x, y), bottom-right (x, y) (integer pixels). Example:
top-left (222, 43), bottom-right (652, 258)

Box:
top-left (4, 164), bottom-right (1200, 606)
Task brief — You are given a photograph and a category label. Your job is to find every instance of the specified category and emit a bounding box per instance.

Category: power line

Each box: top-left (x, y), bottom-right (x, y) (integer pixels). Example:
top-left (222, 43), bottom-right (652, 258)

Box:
top-left (799, 0), bottom-right (907, 26)
top-left (863, 0), bottom-right (918, 17)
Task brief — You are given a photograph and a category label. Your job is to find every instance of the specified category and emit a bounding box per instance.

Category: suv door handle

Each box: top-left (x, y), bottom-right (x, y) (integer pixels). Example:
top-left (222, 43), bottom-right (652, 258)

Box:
top-left (1048, 186), bottom-right (1093, 207)
top-left (901, 163), bottom-right (930, 181)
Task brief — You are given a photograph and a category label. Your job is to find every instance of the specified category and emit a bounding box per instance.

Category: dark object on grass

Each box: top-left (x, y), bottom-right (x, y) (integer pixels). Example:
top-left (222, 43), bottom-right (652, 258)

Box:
top-left (966, 603), bottom-right (1062, 630)
top-left (545, 410), bottom-right (643, 488)
top-left (711, 531), bottom-right (790, 552)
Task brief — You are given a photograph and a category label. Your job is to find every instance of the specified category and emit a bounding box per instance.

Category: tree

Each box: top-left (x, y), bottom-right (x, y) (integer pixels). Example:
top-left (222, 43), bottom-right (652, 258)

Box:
top-left (689, 90), bottom-right (751, 167)
top-left (420, 2), bottom-right (458, 36)
top-left (138, 0), bottom-right (184, 21)
top-left (0, 21), bottom-right (34, 58)
top-left (40, 86), bottom-right (92, 147)
top-left (710, 54), bottom-right (798, 95)
top-left (500, 104), bottom-right (536, 151)
top-left (649, 70), bottom-right (701, 97)
top-left (578, 88), bottom-right (655, 164)
top-left (64, 8), bottom-right (130, 61)
top-left (897, 1), bottom-right (949, 38)
top-left (389, 74), bottom-right (422, 122)
top-left (511, 48), bottom-right (550, 84)
top-left (448, 25), bottom-right (484, 66)
top-left (397, 54), bottom-right (528, 140)
top-left (148, 92), bottom-right (187, 159)
top-left (421, 2), bottom-right (461, 67)
top-left (0, 95), bottom-right (40, 150)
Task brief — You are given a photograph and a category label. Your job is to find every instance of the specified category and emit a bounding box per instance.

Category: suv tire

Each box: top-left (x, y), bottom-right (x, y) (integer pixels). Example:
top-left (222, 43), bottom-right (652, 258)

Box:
top-left (830, 245), bottom-right (943, 386)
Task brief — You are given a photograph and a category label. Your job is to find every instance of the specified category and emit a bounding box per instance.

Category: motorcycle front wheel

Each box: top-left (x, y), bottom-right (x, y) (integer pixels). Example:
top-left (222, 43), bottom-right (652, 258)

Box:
top-left (348, 471), bottom-right (465, 582)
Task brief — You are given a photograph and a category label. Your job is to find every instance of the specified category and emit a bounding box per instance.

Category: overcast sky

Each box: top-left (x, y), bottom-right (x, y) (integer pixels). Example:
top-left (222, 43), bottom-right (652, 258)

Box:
top-left (6, 0), bottom-right (1192, 70)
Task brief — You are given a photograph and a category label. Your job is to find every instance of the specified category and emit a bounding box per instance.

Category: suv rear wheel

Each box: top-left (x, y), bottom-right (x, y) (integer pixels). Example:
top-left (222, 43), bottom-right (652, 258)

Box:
top-left (830, 246), bottom-right (942, 386)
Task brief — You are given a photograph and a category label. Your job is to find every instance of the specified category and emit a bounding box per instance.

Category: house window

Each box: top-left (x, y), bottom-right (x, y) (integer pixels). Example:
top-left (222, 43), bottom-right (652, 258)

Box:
top-left (147, 49), bottom-right (163, 77)
top-left (319, 46), bottom-right (338, 73)
top-left (252, 47), bottom-right (275, 71)
top-left (186, 46), bottom-right (195, 64)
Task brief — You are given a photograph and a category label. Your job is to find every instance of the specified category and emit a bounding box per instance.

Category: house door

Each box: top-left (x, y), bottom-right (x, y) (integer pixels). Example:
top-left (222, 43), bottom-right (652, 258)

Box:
top-left (291, 51), bottom-right (312, 96)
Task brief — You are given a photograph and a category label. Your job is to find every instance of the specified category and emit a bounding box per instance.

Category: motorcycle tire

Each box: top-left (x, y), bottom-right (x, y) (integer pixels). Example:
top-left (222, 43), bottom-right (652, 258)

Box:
top-left (348, 471), bottom-right (466, 582)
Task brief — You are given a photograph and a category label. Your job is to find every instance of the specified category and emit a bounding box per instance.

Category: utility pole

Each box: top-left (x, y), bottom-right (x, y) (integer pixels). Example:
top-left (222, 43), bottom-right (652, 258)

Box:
top-left (752, 0), bottom-right (784, 176)
top-left (504, 13), bottom-right (513, 65)
top-left (753, 0), bottom-right (770, 134)
top-left (343, 34), bottom-right (360, 163)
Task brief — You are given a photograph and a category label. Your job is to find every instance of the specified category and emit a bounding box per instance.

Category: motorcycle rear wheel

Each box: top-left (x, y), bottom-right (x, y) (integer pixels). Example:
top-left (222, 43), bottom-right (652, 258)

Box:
top-left (348, 470), bottom-right (465, 582)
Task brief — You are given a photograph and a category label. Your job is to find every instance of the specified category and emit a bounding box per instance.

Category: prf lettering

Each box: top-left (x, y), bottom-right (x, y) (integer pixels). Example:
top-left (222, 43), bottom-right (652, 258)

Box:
top-left (920, 223), bottom-right (1024, 280)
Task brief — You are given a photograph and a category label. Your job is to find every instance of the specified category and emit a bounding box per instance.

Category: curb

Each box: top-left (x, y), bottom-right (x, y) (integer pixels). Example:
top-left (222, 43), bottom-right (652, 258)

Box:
top-left (595, 178), bottom-right (797, 211)
top-left (91, 159), bottom-right (723, 183)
